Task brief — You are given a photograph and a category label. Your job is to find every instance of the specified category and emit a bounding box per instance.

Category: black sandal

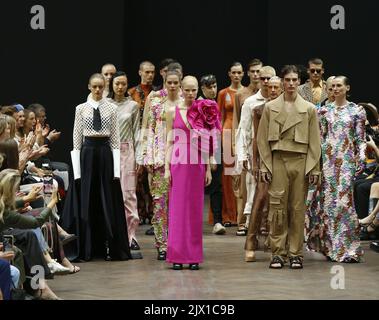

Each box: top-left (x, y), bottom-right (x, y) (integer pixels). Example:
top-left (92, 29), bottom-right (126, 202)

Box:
top-left (289, 256), bottom-right (303, 269)
top-left (269, 256), bottom-right (284, 269)
top-left (343, 257), bottom-right (359, 263)
top-left (157, 250), bottom-right (166, 261)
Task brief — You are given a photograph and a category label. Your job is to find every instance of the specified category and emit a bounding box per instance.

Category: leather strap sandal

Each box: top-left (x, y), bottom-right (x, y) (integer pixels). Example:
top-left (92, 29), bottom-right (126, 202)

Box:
top-left (236, 227), bottom-right (248, 236)
top-left (289, 256), bottom-right (303, 269)
top-left (368, 221), bottom-right (379, 232)
top-left (269, 256), bottom-right (284, 269)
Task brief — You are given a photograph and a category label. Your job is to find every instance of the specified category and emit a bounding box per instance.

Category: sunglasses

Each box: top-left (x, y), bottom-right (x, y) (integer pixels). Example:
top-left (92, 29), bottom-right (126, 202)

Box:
top-left (260, 77), bottom-right (271, 81)
top-left (309, 68), bottom-right (323, 74)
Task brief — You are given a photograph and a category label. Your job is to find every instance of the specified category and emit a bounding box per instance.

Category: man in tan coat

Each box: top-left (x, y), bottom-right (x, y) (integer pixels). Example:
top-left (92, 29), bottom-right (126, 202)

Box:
top-left (244, 76), bottom-right (282, 262)
top-left (257, 65), bottom-right (321, 269)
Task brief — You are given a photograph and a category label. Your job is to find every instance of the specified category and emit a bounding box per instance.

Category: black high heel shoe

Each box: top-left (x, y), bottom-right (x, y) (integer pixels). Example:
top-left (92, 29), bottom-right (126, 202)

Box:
top-left (173, 263), bottom-right (183, 270)
top-left (104, 241), bottom-right (111, 261)
top-left (361, 221), bottom-right (379, 237)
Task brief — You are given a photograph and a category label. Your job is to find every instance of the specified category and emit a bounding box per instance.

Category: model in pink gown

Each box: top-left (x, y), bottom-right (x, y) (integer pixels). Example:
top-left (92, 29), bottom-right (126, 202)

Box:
top-left (166, 106), bottom-right (205, 265)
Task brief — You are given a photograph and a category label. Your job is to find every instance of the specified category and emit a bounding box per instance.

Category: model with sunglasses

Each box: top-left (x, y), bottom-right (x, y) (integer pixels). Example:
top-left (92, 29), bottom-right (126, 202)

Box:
top-left (244, 74), bottom-right (282, 262)
top-left (232, 59), bottom-right (263, 236)
top-left (235, 66), bottom-right (275, 239)
top-left (311, 76), bottom-right (365, 263)
top-left (298, 58), bottom-right (328, 105)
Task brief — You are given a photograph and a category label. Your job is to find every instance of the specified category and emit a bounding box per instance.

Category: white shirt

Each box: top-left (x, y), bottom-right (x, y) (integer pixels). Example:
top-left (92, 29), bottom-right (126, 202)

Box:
top-left (235, 90), bottom-right (267, 170)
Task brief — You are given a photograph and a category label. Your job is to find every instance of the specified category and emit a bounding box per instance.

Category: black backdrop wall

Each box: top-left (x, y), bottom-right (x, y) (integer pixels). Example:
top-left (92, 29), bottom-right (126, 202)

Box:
top-left (1, 0), bottom-right (378, 164)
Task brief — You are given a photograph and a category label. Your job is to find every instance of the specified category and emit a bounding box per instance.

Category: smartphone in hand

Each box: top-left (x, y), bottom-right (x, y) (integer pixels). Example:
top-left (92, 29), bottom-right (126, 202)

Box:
top-left (2, 235), bottom-right (14, 252)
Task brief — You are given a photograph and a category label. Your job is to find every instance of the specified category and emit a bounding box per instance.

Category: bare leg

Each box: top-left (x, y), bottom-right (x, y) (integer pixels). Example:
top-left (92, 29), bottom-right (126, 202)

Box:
top-left (56, 224), bottom-right (70, 237)
top-left (35, 281), bottom-right (61, 300)
top-left (368, 219), bottom-right (379, 232)
top-left (43, 251), bottom-right (70, 273)
top-left (61, 257), bottom-right (80, 273)
top-left (43, 251), bottom-right (53, 264)
top-left (360, 182), bottom-right (379, 225)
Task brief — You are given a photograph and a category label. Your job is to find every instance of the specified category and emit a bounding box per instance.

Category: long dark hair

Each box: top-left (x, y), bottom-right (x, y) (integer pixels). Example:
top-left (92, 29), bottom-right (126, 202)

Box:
top-left (107, 71), bottom-right (128, 100)
top-left (0, 139), bottom-right (19, 171)
top-left (18, 109), bottom-right (35, 136)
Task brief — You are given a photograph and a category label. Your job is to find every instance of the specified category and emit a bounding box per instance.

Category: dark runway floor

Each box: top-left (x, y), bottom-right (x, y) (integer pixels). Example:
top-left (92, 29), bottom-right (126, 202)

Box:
top-left (50, 222), bottom-right (379, 300)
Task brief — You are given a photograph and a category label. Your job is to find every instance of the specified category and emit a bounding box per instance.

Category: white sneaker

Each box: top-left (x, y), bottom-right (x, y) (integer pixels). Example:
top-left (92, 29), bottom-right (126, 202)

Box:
top-left (213, 223), bottom-right (226, 235)
top-left (48, 260), bottom-right (70, 275)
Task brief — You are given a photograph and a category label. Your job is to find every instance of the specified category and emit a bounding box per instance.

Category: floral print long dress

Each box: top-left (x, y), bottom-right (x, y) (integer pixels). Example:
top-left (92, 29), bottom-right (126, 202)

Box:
top-left (143, 92), bottom-right (170, 252)
top-left (305, 104), bottom-right (323, 251)
top-left (317, 102), bottom-right (366, 262)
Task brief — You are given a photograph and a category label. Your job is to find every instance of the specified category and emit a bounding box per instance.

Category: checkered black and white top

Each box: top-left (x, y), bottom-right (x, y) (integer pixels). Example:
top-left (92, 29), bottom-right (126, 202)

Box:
top-left (73, 98), bottom-right (120, 150)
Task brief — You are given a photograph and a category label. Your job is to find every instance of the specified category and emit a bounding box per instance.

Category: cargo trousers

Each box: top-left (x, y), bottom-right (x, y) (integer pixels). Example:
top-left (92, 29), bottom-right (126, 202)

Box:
top-left (268, 151), bottom-right (308, 259)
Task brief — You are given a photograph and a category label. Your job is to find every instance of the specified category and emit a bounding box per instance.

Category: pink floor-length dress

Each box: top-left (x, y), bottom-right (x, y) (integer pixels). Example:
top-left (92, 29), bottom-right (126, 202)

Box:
top-left (166, 106), bottom-right (205, 264)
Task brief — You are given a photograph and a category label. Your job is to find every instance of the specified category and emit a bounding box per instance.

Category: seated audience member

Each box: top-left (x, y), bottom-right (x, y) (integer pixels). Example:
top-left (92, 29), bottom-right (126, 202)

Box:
top-left (27, 103), bottom-right (68, 174)
top-left (14, 104), bottom-right (25, 141)
top-left (0, 257), bottom-right (11, 300)
top-left (0, 243), bottom-right (20, 293)
top-left (12, 110), bottom-right (65, 199)
top-left (0, 115), bottom-right (10, 143)
top-left (359, 180), bottom-right (379, 252)
top-left (0, 168), bottom-right (63, 299)
top-left (353, 103), bottom-right (379, 240)
top-left (1, 105), bottom-right (18, 119)
top-left (0, 140), bottom-right (79, 271)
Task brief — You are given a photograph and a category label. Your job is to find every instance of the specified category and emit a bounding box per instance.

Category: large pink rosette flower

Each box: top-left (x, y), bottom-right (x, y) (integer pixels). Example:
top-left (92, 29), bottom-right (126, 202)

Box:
top-left (187, 99), bottom-right (221, 155)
